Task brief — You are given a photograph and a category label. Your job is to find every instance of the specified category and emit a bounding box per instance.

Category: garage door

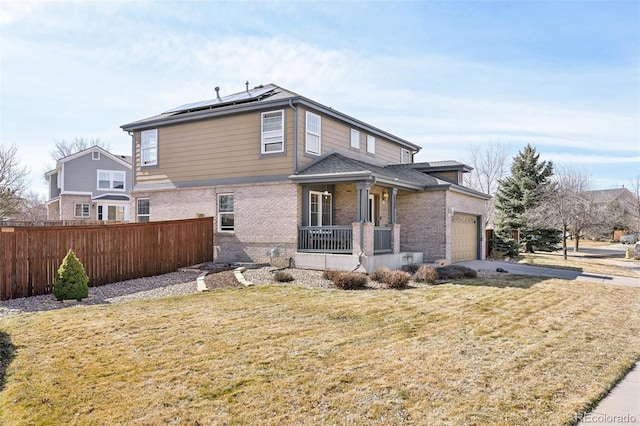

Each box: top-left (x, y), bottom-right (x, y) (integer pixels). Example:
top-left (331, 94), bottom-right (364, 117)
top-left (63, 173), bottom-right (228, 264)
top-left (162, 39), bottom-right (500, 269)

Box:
top-left (452, 213), bottom-right (478, 262)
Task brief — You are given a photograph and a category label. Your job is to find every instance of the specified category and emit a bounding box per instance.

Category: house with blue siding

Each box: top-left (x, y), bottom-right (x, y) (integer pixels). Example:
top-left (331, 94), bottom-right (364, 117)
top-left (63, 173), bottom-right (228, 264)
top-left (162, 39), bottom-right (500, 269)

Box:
top-left (45, 146), bottom-right (133, 221)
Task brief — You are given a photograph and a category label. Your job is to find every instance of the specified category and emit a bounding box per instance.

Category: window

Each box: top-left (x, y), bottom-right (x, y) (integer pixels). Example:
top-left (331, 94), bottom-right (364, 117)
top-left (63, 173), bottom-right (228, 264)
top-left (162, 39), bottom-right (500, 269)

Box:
top-left (350, 129), bottom-right (360, 150)
top-left (74, 203), bottom-right (90, 218)
top-left (367, 135), bottom-right (375, 154)
top-left (97, 170), bottom-right (126, 191)
top-left (401, 149), bottom-right (411, 164)
top-left (305, 111), bottom-right (321, 155)
top-left (141, 129), bottom-right (158, 166)
top-left (137, 198), bottom-right (150, 222)
top-left (309, 191), bottom-right (332, 226)
top-left (261, 110), bottom-right (284, 154)
top-left (218, 193), bottom-right (234, 232)
top-left (92, 151), bottom-right (100, 160)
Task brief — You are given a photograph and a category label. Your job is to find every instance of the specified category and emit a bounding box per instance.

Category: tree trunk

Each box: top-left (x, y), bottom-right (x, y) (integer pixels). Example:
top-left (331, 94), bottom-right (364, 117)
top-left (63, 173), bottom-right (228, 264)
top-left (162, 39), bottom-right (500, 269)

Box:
top-left (563, 225), bottom-right (568, 259)
top-left (574, 236), bottom-right (580, 252)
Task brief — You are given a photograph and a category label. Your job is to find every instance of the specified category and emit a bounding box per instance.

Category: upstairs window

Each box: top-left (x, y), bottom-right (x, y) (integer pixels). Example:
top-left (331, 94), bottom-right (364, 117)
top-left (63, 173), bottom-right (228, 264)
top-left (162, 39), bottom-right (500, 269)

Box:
top-left (141, 129), bottom-right (158, 166)
top-left (97, 170), bottom-right (126, 191)
top-left (261, 110), bottom-right (284, 154)
top-left (137, 198), bottom-right (150, 222)
top-left (367, 135), bottom-right (375, 155)
top-left (218, 193), bottom-right (235, 232)
top-left (92, 151), bottom-right (100, 160)
top-left (305, 111), bottom-right (321, 155)
top-left (401, 149), bottom-right (411, 164)
top-left (350, 129), bottom-right (360, 150)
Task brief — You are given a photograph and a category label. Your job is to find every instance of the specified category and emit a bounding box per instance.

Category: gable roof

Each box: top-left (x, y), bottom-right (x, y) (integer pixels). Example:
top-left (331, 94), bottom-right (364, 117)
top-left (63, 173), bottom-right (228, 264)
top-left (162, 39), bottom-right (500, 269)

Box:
top-left (45, 146), bottom-right (132, 177)
top-left (120, 83), bottom-right (421, 152)
top-left (584, 188), bottom-right (636, 204)
top-left (289, 152), bottom-right (490, 199)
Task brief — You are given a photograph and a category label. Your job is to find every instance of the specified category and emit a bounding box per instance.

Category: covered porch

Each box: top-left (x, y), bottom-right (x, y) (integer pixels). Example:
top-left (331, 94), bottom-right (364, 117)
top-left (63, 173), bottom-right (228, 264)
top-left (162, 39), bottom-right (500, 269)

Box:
top-left (290, 158), bottom-right (425, 272)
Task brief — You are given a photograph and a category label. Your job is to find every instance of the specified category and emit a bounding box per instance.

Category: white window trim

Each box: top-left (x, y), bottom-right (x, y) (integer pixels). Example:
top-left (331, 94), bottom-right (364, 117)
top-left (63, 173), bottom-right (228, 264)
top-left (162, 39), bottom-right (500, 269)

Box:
top-left (401, 148), bottom-right (411, 164)
top-left (350, 129), bottom-right (360, 150)
top-left (92, 151), bottom-right (100, 160)
top-left (97, 203), bottom-right (128, 221)
top-left (217, 193), bottom-right (235, 232)
top-left (309, 190), bottom-right (332, 226)
top-left (305, 111), bottom-right (321, 155)
top-left (97, 170), bottom-right (126, 192)
top-left (141, 129), bottom-right (158, 166)
top-left (261, 110), bottom-right (285, 154)
top-left (367, 135), bottom-right (375, 155)
top-left (74, 203), bottom-right (90, 218)
top-left (137, 198), bottom-right (150, 222)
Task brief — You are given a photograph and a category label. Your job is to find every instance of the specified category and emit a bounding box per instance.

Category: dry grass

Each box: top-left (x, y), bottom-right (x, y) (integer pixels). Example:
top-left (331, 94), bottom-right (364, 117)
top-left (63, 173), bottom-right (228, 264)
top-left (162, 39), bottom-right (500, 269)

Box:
top-left (1, 276), bottom-right (639, 425)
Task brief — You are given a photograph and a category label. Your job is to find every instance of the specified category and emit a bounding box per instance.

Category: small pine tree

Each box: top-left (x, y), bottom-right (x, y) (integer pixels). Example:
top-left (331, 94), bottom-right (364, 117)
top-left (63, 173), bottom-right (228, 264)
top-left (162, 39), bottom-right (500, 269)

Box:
top-left (53, 250), bottom-right (89, 301)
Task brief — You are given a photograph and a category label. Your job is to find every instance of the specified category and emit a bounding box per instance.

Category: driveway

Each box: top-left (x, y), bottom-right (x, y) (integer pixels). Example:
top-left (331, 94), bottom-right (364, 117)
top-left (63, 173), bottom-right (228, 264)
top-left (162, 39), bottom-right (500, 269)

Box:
top-left (457, 259), bottom-right (640, 288)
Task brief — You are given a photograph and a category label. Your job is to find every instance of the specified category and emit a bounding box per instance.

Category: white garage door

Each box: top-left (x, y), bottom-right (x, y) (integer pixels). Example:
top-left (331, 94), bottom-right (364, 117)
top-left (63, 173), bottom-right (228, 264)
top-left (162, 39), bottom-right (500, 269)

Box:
top-left (452, 213), bottom-right (478, 262)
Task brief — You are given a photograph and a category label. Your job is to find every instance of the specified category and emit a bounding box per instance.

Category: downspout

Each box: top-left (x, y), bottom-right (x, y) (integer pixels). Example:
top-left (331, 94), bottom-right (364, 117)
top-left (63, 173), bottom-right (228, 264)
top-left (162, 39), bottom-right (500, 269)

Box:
top-left (288, 99), bottom-right (299, 173)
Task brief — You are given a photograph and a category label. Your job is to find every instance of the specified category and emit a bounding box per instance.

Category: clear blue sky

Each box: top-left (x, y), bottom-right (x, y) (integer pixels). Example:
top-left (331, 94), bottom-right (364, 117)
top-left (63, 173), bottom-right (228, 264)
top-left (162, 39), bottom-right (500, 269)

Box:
top-left (1, 0), bottom-right (638, 196)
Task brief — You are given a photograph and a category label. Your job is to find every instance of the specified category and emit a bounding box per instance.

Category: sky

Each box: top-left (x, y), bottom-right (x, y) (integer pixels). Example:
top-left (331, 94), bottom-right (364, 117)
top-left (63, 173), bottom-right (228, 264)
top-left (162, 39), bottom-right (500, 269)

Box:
top-left (1, 0), bottom-right (639, 197)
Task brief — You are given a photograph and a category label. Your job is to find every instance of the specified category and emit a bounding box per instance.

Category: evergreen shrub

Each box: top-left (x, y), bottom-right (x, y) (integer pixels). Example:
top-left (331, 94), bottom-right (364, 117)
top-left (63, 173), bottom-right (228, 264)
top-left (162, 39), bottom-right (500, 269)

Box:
top-left (53, 250), bottom-right (89, 301)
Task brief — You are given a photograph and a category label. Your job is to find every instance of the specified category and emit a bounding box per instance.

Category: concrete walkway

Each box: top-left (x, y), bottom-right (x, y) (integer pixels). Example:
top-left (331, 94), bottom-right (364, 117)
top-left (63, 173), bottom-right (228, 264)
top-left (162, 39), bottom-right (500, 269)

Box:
top-left (458, 259), bottom-right (640, 425)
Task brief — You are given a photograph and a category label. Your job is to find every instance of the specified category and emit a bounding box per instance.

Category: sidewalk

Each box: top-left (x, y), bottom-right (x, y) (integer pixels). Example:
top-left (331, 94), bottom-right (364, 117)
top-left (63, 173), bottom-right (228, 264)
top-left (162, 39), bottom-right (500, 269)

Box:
top-left (458, 259), bottom-right (640, 425)
top-left (576, 364), bottom-right (640, 425)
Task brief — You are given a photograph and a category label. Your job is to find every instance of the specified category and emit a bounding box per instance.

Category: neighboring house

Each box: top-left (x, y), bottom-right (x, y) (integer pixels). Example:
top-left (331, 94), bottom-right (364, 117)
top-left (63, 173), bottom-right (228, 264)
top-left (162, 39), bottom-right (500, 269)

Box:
top-left (584, 187), bottom-right (640, 237)
top-left (120, 83), bottom-right (489, 271)
top-left (45, 146), bottom-right (133, 221)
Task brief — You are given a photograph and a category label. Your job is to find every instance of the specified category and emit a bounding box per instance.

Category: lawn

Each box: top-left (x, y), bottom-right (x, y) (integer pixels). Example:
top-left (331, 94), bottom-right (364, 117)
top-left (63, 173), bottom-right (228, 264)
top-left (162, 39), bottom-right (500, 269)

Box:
top-left (1, 276), bottom-right (639, 425)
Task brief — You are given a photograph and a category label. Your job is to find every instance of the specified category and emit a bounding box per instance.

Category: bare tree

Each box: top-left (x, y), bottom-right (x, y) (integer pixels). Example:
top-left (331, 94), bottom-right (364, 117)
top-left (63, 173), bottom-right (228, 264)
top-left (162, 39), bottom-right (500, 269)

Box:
top-left (528, 165), bottom-right (595, 258)
top-left (464, 142), bottom-right (510, 195)
top-left (15, 190), bottom-right (47, 222)
top-left (50, 137), bottom-right (109, 161)
top-left (0, 143), bottom-right (29, 220)
top-left (463, 142), bottom-right (510, 230)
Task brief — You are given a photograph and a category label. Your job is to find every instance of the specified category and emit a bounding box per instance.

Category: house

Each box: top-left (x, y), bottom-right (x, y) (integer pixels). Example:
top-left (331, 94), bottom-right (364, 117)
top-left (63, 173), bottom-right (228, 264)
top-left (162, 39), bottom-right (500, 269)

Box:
top-left (45, 146), bottom-right (133, 221)
top-left (120, 83), bottom-right (489, 271)
top-left (584, 188), bottom-right (639, 238)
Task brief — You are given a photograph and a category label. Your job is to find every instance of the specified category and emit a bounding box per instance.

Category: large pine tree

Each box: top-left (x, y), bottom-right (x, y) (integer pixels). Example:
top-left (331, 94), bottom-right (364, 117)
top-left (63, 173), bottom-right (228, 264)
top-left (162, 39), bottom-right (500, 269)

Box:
top-left (494, 144), bottom-right (559, 254)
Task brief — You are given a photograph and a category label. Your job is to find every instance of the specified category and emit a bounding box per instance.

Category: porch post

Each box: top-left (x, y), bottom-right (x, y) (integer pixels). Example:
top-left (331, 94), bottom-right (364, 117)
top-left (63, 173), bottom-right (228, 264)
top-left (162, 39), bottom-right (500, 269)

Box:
top-left (390, 187), bottom-right (398, 224)
top-left (392, 224), bottom-right (401, 254)
top-left (351, 222), bottom-right (374, 257)
top-left (355, 181), bottom-right (371, 222)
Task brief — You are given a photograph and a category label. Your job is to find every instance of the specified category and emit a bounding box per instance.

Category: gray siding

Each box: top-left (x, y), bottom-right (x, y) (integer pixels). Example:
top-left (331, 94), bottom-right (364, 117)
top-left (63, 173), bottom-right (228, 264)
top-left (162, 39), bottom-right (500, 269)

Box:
top-left (49, 172), bottom-right (61, 199)
top-left (63, 153), bottom-right (132, 197)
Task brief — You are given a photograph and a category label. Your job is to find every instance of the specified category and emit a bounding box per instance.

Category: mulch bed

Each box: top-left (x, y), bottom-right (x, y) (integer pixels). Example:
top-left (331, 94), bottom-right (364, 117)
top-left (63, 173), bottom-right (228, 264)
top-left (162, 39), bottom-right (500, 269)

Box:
top-left (203, 270), bottom-right (244, 290)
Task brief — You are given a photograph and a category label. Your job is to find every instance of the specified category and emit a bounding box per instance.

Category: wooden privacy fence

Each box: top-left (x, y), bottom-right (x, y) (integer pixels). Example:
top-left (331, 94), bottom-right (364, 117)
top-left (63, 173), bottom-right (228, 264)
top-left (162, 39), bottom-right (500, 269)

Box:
top-left (0, 217), bottom-right (214, 301)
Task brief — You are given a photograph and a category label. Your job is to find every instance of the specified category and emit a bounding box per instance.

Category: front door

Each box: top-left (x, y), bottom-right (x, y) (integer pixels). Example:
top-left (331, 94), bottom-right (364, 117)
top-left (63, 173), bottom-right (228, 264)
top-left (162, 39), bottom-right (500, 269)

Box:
top-left (368, 194), bottom-right (379, 225)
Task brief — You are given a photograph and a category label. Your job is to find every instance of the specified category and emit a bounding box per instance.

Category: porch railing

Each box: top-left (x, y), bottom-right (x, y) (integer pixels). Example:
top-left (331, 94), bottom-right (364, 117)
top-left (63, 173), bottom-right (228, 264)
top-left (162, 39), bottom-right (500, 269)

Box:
top-left (374, 227), bottom-right (393, 254)
top-left (298, 226), bottom-right (353, 254)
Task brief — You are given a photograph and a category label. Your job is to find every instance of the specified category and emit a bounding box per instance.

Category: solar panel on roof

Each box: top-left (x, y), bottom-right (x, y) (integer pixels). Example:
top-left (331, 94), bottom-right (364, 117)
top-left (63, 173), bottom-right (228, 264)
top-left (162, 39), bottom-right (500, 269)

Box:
top-left (163, 86), bottom-right (275, 114)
